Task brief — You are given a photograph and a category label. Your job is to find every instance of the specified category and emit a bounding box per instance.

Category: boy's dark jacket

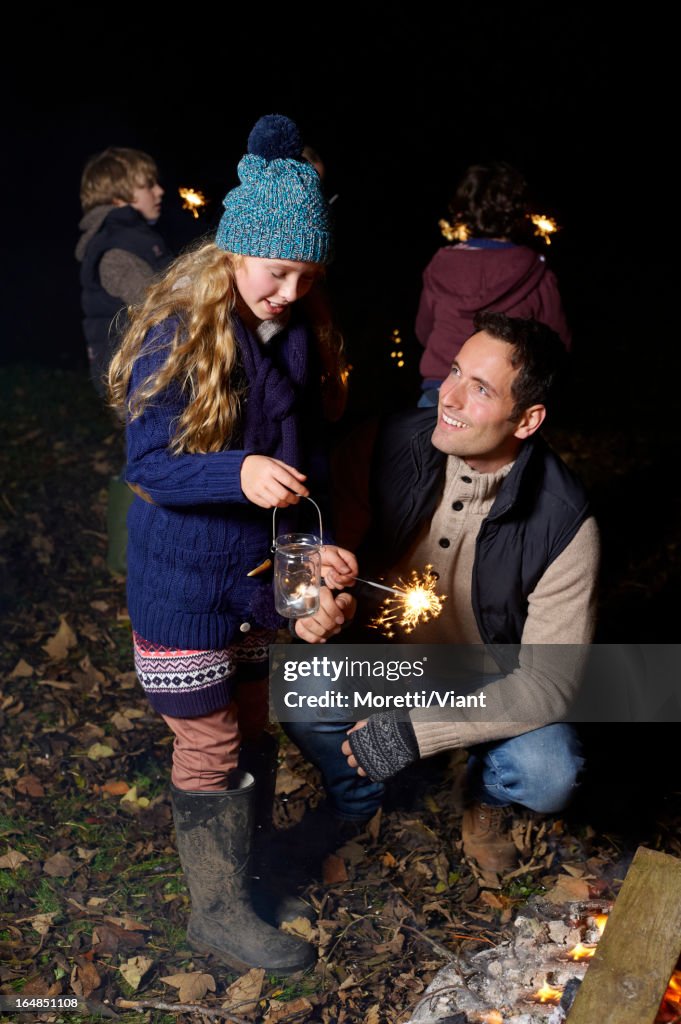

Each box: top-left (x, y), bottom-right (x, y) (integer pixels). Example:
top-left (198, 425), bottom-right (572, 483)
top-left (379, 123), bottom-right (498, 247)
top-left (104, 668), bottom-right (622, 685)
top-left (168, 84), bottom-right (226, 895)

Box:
top-left (77, 205), bottom-right (172, 392)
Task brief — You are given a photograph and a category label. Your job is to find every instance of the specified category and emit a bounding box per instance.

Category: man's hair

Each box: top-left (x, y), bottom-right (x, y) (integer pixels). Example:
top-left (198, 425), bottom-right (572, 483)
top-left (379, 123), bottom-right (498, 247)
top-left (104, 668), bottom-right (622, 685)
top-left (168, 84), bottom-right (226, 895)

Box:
top-left (473, 311), bottom-right (567, 420)
top-left (80, 147), bottom-right (159, 212)
top-left (450, 161), bottom-right (527, 239)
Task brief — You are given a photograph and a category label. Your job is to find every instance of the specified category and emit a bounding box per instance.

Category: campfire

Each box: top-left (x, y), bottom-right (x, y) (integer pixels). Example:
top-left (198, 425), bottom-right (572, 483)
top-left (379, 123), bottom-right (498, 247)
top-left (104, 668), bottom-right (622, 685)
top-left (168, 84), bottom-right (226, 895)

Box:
top-left (405, 901), bottom-right (681, 1024)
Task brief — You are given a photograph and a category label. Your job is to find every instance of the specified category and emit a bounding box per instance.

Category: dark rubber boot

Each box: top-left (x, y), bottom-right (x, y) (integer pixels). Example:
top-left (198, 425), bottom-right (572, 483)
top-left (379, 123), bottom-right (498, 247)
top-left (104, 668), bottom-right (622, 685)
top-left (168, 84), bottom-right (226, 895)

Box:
top-left (239, 734), bottom-right (314, 925)
top-left (171, 772), bottom-right (315, 974)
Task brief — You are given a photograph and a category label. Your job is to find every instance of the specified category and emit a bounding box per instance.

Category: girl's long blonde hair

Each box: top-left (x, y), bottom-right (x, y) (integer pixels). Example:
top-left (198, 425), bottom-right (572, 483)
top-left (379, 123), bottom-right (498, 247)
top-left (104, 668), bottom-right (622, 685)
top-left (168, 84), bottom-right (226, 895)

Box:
top-left (108, 241), bottom-right (347, 454)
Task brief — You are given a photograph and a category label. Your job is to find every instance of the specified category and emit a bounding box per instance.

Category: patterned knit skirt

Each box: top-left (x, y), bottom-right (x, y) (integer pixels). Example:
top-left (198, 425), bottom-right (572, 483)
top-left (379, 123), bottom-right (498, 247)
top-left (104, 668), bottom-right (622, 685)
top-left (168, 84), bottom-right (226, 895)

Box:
top-left (133, 628), bottom-right (277, 718)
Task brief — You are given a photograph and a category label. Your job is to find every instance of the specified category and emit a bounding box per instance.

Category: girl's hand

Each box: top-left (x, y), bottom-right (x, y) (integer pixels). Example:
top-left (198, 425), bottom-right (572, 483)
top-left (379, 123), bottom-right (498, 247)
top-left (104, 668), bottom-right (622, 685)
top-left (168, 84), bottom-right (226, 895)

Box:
top-left (341, 721), bottom-right (369, 776)
top-left (241, 455), bottom-right (309, 508)
top-left (294, 589), bottom-right (356, 643)
top-left (322, 545), bottom-right (358, 589)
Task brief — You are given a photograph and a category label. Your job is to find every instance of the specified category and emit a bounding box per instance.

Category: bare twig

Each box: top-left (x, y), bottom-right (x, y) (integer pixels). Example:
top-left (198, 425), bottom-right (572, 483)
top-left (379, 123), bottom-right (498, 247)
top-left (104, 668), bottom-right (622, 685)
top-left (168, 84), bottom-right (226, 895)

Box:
top-left (398, 922), bottom-right (457, 962)
top-left (409, 983), bottom-right (468, 1015)
top-left (116, 998), bottom-right (250, 1022)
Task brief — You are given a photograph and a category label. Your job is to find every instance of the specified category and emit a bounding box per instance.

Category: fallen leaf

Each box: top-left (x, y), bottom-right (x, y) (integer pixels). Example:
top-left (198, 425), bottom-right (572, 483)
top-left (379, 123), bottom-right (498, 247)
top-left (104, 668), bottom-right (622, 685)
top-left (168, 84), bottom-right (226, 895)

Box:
top-left (87, 743), bottom-right (115, 760)
top-left (16, 774), bottom-right (45, 797)
top-left (161, 971), bottom-right (216, 1003)
top-left (322, 853), bottom-right (348, 885)
top-left (366, 808), bottom-right (382, 841)
top-left (70, 960), bottom-right (101, 997)
top-left (223, 967), bottom-right (265, 1014)
top-left (0, 848), bottom-right (29, 869)
top-left (120, 785), bottom-right (150, 808)
top-left (110, 712), bottom-right (135, 732)
top-left (76, 847), bottom-right (98, 862)
top-left (99, 780), bottom-right (129, 797)
top-left (42, 616), bottom-right (78, 660)
top-left (90, 601), bottom-right (110, 613)
top-left (9, 658), bottom-right (34, 678)
top-left (280, 916), bottom-right (317, 942)
top-left (3, 767), bottom-right (19, 781)
top-left (104, 915), bottom-right (150, 932)
top-left (87, 897), bottom-right (108, 907)
top-left (37, 679), bottom-right (74, 691)
top-left (27, 912), bottom-right (57, 936)
top-left (263, 997), bottom-right (313, 1023)
top-left (365, 1004), bottom-right (381, 1024)
top-left (120, 955), bottom-right (154, 991)
top-left (44, 853), bottom-right (77, 877)
top-left (546, 874), bottom-right (591, 904)
top-left (274, 767), bottom-right (306, 795)
top-left (93, 923), bottom-right (146, 956)
top-left (480, 891), bottom-right (506, 910)
top-left (381, 851), bottom-right (398, 868)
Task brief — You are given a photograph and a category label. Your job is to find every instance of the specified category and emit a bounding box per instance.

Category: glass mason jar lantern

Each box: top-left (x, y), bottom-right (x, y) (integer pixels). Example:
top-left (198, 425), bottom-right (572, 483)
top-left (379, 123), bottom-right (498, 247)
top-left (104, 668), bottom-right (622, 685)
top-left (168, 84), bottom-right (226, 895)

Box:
top-left (272, 498), bottom-right (323, 619)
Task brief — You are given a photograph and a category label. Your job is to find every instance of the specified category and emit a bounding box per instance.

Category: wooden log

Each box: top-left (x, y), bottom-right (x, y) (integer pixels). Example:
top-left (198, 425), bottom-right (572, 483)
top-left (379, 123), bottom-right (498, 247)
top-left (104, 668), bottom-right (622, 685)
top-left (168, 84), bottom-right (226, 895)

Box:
top-left (567, 846), bottom-right (681, 1024)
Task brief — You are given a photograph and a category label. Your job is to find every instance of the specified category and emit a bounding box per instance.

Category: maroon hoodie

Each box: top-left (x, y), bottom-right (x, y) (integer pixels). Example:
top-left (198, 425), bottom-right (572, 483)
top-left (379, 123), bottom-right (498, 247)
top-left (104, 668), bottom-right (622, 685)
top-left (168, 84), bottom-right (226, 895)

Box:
top-left (416, 242), bottom-right (572, 382)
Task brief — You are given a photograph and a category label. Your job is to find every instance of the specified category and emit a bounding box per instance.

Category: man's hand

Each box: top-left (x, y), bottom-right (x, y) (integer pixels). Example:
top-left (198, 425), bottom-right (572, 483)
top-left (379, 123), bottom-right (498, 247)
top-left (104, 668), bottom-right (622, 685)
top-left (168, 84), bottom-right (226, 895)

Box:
top-left (341, 720), bottom-right (368, 776)
top-left (294, 588), bottom-right (356, 643)
top-left (240, 455), bottom-right (309, 508)
top-left (321, 545), bottom-right (358, 589)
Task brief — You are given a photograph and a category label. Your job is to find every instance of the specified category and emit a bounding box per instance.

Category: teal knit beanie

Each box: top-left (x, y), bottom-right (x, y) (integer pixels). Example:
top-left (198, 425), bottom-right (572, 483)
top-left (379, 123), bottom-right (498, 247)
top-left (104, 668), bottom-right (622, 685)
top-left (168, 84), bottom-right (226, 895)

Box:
top-left (216, 114), bottom-right (333, 265)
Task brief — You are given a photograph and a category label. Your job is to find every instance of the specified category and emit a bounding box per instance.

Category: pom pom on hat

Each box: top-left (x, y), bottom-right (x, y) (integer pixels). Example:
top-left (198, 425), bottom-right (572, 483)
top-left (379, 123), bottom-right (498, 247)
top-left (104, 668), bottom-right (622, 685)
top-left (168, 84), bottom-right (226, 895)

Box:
top-left (216, 113), bottom-right (333, 264)
top-left (247, 115), bottom-right (302, 161)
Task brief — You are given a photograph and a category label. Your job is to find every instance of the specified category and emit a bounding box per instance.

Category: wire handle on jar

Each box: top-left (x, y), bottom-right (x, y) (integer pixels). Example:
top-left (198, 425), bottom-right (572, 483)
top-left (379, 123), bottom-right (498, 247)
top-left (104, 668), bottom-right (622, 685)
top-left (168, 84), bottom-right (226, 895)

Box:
top-left (271, 495), bottom-right (323, 551)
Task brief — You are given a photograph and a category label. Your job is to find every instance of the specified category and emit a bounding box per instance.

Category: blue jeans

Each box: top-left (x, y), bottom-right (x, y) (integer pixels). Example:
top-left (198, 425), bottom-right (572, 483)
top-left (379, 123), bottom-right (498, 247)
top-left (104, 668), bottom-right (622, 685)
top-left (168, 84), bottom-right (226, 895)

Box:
top-left (466, 724), bottom-right (585, 812)
top-left (283, 717), bottom-right (584, 818)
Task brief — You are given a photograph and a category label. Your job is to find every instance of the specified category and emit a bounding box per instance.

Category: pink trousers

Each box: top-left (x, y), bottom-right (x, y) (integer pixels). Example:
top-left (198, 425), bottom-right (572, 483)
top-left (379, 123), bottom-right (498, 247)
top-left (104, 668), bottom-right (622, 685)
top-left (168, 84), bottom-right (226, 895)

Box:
top-left (162, 678), bottom-right (268, 791)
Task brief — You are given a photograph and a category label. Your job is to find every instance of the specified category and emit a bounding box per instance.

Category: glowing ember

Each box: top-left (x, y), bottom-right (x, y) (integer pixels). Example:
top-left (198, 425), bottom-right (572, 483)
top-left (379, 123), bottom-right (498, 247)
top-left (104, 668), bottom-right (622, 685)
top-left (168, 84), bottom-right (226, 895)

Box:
top-left (370, 565), bottom-right (446, 637)
top-left (592, 913), bottom-right (609, 934)
top-left (439, 217), bottom-right (470, 242)
top-left (657, 969), bottom-right (681, 1020)
top-left (568, 941), bottom-right (596, 960)
top-left (178, 187), bottom-right (207, 219)
top-left (531, 981), bottom-right (563, 1004)
top-left (529, 212), bottom-right (559, 244)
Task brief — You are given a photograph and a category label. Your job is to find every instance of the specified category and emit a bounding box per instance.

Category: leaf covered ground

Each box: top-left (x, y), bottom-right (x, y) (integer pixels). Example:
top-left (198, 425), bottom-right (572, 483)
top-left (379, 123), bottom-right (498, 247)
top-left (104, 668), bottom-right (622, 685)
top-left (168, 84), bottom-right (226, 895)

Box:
top-left (1, 364), bottom-right (680, 1024)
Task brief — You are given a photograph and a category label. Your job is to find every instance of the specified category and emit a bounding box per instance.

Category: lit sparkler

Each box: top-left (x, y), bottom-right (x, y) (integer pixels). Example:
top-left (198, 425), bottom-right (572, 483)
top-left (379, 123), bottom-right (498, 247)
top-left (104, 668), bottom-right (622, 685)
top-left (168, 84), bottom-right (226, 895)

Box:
top-left (439, 218), bottom-right (470, 242)
top-left (178, 187), bottom-right (207, 219)
top-left (529, 212), bottom-right (559, 244)
top-left (370, 565), bottom-right (446, 637)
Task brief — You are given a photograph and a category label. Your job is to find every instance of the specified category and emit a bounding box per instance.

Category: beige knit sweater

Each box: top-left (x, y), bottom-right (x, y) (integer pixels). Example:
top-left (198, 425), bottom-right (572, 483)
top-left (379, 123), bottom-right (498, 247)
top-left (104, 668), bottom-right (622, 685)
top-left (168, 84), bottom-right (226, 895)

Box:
top-left (392, 455), bottom-right (600, 756)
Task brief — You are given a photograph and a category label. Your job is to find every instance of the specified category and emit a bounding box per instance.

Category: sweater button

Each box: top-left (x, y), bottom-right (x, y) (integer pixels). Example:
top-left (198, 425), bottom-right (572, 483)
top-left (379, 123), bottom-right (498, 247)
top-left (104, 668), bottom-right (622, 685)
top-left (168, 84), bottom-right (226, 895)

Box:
top-left (452, 500), bottom-right (464, 511)
top-left (438, 538), bottom-right (450, 548)
top-left (239, 622), bottom-right (251, 633)
top-left (461, 475), bottom-right (472, 484)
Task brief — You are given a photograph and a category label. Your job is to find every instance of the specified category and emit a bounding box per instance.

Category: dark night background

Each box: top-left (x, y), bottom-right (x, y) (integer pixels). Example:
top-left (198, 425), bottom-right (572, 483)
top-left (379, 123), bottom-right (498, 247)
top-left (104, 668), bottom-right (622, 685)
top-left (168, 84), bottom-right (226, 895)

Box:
top-left (1, 10), bottom-right (678, 818)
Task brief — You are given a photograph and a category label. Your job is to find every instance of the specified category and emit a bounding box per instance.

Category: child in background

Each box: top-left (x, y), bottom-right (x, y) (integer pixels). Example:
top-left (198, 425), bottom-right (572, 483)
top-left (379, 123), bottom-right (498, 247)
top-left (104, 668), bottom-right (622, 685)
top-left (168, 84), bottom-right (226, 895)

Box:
top-left (76, 147), bottom-right (174, 573)
top-left (416, 161), bottom-right (571, 407)
top-left (109, 115), bottom-right (357, 974)
top-left (76, 146), bottom-right (173, 396)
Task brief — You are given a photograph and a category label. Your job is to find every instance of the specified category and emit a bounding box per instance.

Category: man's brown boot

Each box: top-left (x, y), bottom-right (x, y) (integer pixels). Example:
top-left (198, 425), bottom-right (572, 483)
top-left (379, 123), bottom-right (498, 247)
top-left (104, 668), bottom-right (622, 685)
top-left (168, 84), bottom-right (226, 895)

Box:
top-left (461, 801), bottom-right (518, 873)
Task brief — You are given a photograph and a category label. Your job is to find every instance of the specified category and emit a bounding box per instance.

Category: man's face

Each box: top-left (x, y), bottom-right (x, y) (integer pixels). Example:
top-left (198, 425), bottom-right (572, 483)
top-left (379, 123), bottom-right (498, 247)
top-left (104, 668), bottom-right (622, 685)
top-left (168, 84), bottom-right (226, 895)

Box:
top-left (431, 331), bottom-right (543, 473)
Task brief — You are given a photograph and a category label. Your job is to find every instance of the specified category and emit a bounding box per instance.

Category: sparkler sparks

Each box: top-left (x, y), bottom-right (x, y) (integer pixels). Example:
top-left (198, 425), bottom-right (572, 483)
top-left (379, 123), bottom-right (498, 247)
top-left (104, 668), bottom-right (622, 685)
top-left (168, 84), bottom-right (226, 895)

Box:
top-left (529, 212), bottom-right (559, 244)
top-left (370, 565), bottom-right (446, 637)
top-left (178, 187), bottom-right (207, 219)
top-left (439, 217), bottom-right (470, 242)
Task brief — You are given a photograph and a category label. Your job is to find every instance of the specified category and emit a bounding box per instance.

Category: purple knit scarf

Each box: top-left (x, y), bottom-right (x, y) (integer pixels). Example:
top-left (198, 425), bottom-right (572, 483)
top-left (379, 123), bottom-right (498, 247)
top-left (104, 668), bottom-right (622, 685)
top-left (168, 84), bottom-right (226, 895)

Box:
top-left (232, 313), bottom-right (310, 469)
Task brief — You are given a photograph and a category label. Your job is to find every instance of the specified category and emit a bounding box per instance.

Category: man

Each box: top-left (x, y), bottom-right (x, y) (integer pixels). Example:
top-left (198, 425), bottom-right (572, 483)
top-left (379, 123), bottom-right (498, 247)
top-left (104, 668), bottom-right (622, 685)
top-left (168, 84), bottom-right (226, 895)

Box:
top-left (288, 311), bottom-right (599, 873)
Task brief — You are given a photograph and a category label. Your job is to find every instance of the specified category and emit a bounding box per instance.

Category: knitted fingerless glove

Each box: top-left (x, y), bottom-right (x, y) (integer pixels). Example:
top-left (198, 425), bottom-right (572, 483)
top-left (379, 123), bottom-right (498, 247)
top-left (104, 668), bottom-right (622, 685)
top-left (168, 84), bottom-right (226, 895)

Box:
top-left (348, 713), bottom-right (420, 781)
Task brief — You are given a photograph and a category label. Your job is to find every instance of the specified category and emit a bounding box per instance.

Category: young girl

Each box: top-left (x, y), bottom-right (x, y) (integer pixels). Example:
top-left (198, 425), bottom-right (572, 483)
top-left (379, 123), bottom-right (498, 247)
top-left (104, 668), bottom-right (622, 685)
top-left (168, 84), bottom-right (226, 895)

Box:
top-left (109, 115), bottom-right (357, 974)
